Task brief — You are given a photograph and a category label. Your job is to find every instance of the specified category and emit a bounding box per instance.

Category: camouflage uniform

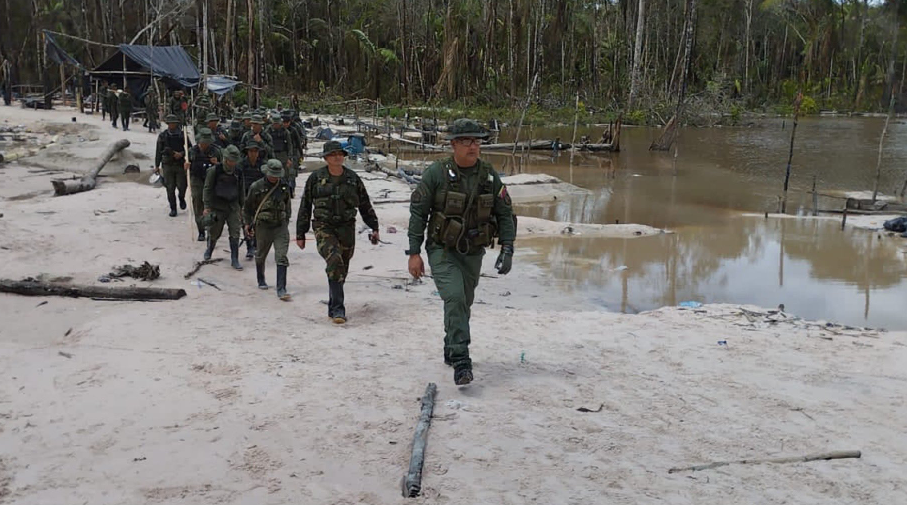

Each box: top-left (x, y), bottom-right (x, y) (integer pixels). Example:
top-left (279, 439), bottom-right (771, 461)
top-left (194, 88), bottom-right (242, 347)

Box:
top-left (243, 159), bottom-right (293, 300)
top-left (203, 144), bottom-right (245, 270)
top-left (407, 118), bottom-right (516, 385)
top-left (99, 86), bottom-right (109, 120)
top-left (240, 115), bottom-right (273, 158)
top-left (204, 113), bottom-right (230, 149)
top-left (227, 120), bottom-right (244, 150)
top-left (297, 141), bottom-right (379, 322)
top-left (107, 86), bottom-right (120, 127)
top-left (238, 140), bottom-right (267, 259)
top-left (169, 91), bottom-right (189, 126)
top-left (155, 115), bottom-right (192, 216)
top-left (187, 128), bottom-right (223, 241)
top-left (144, 91), bottom-right (160, 132)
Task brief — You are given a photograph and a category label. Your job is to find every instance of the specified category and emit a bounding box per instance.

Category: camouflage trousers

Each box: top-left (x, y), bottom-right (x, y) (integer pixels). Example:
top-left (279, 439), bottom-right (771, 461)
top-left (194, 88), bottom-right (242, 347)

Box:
top-left (314, 225), bottom-right (355, 283)
top-left (190, 175), bottom-right (206, 235)
top-left (162, 163), bottom-right (187, 209)
top-left (255, 222), bottom-right (290, 267)
top-left (205, 203), bottom-right (242, 242)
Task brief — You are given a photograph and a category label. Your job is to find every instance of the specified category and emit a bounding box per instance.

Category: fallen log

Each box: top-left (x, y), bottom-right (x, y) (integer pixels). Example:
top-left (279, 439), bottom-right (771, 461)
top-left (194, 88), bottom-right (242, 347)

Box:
top-left (0, 278), bottom-right (186, 300)
top-left (668, 450), bottom-right (861, 474)
top-left (483, 140), bottom-right (570, 151)
top-left (402, 382), bottom-right (437, 498)
top-left (51, 139), bottom-right (130, 196)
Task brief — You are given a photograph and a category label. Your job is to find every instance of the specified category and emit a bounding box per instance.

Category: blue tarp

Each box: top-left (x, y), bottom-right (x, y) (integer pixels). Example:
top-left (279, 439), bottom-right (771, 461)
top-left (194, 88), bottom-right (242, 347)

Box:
top-left (206, 75), bottom-right (242, 95)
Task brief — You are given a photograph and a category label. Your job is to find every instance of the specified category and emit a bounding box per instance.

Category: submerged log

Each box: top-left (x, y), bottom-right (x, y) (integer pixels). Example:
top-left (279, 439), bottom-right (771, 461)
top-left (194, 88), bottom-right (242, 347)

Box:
top-left (51, 139), bottom-right (130, 196)
top-left (0, 278), bottom-right (186, 300)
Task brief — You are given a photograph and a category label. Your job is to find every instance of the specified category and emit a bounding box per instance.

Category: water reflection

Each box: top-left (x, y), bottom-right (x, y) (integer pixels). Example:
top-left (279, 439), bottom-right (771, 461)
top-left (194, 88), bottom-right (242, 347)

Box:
top-left (521, 217), bottom-right (907, 329)
top-left (397, 118), bottom-right (907, 329)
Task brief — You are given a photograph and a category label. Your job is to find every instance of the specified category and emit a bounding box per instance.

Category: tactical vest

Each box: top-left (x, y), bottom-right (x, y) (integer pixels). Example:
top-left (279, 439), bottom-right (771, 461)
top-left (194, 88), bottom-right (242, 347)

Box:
top-left (241, 157), bottom-right (265, 194)
top-left (189, 146), bottom-right (217, 179)
top-left (271, 128), bottom-right (289, 153)
top-left (255, 181), bottom-right (290, 225)
top-left (213, 164), bottom-right (240, 202)
top-left (428, 159), bottom-right (498, 254)
top-left (312, 168), bottom-right (360, 225)
top-left (160, 129), bottom-right (185, 165)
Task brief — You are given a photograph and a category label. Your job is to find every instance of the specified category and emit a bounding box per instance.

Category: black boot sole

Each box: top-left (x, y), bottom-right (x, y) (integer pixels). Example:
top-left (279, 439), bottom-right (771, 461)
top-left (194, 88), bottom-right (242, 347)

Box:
top-left (454, 369), bottom-right (473, 385)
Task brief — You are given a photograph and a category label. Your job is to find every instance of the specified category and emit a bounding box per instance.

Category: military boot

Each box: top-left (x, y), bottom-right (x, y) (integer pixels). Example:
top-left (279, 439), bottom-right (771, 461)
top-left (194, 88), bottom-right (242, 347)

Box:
top-left (228, 238), bottom-right (243, 270)
top-left (276, 265), bottom-right (290, 301)
top-left (454, 366), bottom-right (474, 386)
top-left (245, 238), bottom-right (255, 260)
top-left (197, 230), bottom-right (206, 242)
top-left (328, 280), bottom-right (346, 324)
top-left (203, 237), bottom-right (216, 260)
top-left (256, 262), bottom-right (269, 289)
top-left (167, 193), bottom-right (178, 217)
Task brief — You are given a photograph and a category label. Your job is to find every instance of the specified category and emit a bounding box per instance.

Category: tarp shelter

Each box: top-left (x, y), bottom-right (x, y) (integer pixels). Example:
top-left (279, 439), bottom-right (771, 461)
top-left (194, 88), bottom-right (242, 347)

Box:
top-left (206, 75), bottom-right (242, 96)
top-left (91, 44), bottom-right (201, 106)
top-left (44, 31), bottom-right (85, 70)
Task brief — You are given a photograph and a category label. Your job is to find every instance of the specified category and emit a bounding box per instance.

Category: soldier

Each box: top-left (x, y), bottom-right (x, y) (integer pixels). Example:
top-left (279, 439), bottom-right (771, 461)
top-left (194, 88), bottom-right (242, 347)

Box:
top-left (282, 110), bottom-right (303, 180)
top-left (241, 112), bottom-right (253, 133)
top-left (243, 159), bottom-right (293, 301)
top-left (154, 114), bottom-right (192, 217)
top-left (143, 90), bottom-right (160, 133)
top-left (193, 94), bottom-right (212, 134)
top-left (206, 113), bottom-right (229, 149)
top-left (239, 140), bottom-right (267, 259)
top-left (241, 115), bottom-right (273, 158)
top-left (185, 128), bottom-right (222, 242)
top-left (107, 84), bottom-right (120, 128)
top-left (99, 82), bottom-right (109, 121)
top-left (117, 88), bottom-right (133, 131)
top-left (203, 144), bottom-right (245, 270)
top-left (269, 117), bottom-right (294, 194)
top-left (296, 141), bottom-right (380, 324)
top-left (406, 118), bottom-right (516, 386)
top-left (169, 90), bottom-right (189, 125)
top-left (228, 119), bottom-right (244, 150)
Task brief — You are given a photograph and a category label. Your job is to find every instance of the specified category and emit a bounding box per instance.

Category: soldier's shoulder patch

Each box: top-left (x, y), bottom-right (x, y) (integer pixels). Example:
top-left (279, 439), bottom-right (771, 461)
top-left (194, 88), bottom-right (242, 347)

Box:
top-left (410, 186), bottom-right (425, 204)
top-left (499, 185), bottom-right (512, 206)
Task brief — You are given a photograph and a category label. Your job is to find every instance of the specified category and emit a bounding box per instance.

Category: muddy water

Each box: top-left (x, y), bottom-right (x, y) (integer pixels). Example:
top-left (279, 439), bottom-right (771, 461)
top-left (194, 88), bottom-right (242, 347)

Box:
top-left (401, 117), bottom-right (907, 329)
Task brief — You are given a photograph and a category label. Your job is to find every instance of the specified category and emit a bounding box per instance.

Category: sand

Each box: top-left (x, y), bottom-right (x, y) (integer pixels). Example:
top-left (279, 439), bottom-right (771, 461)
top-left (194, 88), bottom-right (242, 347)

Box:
top-left (1, 106), bottom-right (906, 505)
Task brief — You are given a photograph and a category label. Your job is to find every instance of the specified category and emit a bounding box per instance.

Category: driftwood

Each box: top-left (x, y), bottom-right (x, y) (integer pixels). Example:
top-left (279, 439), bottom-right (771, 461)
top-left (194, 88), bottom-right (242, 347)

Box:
top-left (184, 258), bottom-right (224, 279)
top-left (108, 261), bottom-right (160, 281)
top-left (52, 139), bottom-right (130, 195)
top-left (402, 382), bottom-right (437, 498)
top-left (0, 278), bottom-right (186, 300)
top-left (668, 450), bottom-right (861, 474)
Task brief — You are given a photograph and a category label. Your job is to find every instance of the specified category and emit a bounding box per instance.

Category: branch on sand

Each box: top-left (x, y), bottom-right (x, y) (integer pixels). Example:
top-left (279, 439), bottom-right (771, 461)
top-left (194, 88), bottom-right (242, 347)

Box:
top-left (668, 450), bottom-right (861, 474)
top-left (51, 139), bottom-right (130, 196)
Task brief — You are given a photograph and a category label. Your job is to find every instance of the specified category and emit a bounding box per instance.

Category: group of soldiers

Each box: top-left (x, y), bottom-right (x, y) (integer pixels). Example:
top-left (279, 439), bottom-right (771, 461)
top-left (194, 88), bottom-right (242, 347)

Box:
top-left (154, 97), bottom-right (515, 384)
top-left (98, 82), bottom-right (135, 131)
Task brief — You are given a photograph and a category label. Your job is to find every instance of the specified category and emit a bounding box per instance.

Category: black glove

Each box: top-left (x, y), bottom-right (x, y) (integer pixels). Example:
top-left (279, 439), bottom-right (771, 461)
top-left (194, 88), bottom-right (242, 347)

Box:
top-left (495, 244), bottom-right (514, 275)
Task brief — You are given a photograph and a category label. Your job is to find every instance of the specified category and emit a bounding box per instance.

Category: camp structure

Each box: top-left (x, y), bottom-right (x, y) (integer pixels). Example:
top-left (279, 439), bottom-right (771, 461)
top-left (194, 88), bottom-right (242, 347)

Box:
top-left (90, 44), bottom-right (201, 98)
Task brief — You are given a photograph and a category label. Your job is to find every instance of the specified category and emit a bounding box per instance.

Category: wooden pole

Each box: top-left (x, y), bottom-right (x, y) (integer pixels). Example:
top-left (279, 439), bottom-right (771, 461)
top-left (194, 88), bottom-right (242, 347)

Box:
top-left (0, 279), bottom-right (187, 301)
top-left (511, 71), bottom-right (539, 156)
top-left (59, 64), bottom-right (66, 106)
top-left (402, 383), bottom-right (437, 498)
top-left (872, 95), bottom-right (895, 203)
top-left (812, 175), bottom-right (818, 216)
top-left (781, 92), bottom-right (802, 214)
top-left (668, 450), bottom-right (861, 474)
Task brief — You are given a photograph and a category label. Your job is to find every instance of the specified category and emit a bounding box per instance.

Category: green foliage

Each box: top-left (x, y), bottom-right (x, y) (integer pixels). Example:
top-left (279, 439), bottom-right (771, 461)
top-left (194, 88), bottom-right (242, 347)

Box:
top-left (799, 95), bottom-right (819, 115)
top-left (627, 110), bottom-right (647, 125)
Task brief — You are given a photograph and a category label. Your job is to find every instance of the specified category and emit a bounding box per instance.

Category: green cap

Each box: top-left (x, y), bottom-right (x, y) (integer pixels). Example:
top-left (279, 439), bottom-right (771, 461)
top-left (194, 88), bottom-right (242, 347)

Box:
top-left (196, 128), bottom-right (214, 143)
top-left (164, 114), bottom-right (179, 124)
top-left (261, 159), bottom-right (285, 178)
top-left (205, 113), bottom-right (219, 122)
top-left (250, 115), bottom-right (264, 125)
top-left (243, 140), bottom-right (263, 151)
top-left (242, 112), bottom-right (252, 120)
top-left (223, 145), bottom-right (242, 162)
top-left (446, 118), bottom-right (488, 139)
top-left (322, 140), bottom-right (347, 157)
top-left (229, 119), bottom-right (243, 130)
top-left (272, 117), bottom-right (283, 126)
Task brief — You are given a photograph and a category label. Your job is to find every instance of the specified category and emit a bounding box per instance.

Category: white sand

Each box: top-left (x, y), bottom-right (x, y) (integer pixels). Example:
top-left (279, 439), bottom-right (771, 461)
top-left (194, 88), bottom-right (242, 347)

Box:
top-left (1, 107), bottom-right (906, 504)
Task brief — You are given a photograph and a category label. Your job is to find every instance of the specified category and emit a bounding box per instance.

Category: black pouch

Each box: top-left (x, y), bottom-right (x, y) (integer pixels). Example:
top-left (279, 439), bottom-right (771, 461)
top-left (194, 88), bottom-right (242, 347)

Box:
top-left (477, 194), bottom-right (494, 221)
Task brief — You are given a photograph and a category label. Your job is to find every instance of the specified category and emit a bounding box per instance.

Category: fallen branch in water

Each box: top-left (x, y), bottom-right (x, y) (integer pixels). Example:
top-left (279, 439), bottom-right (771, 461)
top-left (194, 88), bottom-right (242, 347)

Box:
top-left (668, 450), bottom-right (861, 474)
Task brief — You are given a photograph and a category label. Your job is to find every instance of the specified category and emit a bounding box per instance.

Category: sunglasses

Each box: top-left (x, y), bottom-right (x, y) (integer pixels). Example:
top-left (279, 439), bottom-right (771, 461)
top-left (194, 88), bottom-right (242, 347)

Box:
top-left (454, 138), bottom-right (482, 147)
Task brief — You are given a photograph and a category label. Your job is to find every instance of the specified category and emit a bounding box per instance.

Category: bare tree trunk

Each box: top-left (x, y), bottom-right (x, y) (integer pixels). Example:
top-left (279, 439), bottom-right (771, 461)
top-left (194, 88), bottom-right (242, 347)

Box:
top-left (744, 0), bottom-right (753, 94)
top-left (872, 95), bottom-right (895, 203)
top-left (651, 0), bottom-right (697, 151)
top-left (628, 0), bottom-right (645, 109)
top-left (224, 0), bottom-right (233, 76)
top-left (882, 0), bottom-right (900, 107)
top-left (51, 139), bottom-right (131, 196)
top-left (781, 93), bottom-right (802, 214)
top-left (247, 0), bottom-right (254, 106)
